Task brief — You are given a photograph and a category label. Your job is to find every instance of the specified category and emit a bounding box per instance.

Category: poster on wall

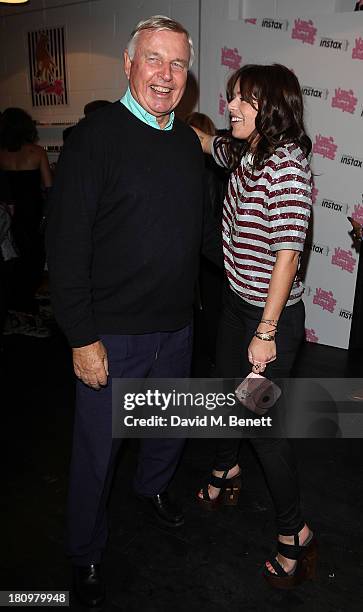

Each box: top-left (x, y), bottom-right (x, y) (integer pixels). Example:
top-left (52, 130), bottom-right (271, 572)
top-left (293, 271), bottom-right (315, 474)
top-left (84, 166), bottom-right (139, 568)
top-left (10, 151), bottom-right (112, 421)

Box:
top-left (27, 26), bottom-right (68, 106)
top-left (200, 6), bottom-right (363, 350)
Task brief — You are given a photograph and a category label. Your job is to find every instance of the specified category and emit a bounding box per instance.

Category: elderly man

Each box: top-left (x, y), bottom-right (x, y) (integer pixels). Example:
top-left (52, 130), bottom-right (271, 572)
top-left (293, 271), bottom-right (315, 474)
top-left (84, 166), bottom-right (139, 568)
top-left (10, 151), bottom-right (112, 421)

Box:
top-left (46, 15), bottom-right (209, 608)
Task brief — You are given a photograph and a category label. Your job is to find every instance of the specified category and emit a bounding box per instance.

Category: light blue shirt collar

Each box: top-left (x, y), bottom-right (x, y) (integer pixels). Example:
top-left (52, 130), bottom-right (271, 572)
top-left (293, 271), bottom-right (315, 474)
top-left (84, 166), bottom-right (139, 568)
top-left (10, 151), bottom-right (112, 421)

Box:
top-left (120, 86), bottom-right (174, 130)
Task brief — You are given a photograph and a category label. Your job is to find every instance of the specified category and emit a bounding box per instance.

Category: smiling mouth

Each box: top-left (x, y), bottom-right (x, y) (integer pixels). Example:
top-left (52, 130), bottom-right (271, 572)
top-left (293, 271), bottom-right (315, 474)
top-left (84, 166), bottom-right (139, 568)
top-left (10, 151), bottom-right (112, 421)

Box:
top-left (231, 116), bottom-right (245, 123)
top-left (150, 85), bottom-right (172, 94)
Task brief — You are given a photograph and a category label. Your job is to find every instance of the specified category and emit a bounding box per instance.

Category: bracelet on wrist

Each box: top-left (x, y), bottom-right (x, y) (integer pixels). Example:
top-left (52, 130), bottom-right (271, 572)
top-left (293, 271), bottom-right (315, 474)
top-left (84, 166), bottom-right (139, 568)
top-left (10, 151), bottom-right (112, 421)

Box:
top-left (256, 327), bottom-right (276, 335)
top-left (254, 330), bottom-right (276, 341)
top-left (260, 318), bottom-right (278, 328)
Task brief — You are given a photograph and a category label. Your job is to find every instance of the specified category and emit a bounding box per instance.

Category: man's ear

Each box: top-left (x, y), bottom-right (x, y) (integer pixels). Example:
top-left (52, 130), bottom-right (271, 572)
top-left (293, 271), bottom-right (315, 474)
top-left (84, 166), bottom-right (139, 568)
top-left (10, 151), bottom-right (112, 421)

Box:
top-left (124, 50), bottom-right (131, 80)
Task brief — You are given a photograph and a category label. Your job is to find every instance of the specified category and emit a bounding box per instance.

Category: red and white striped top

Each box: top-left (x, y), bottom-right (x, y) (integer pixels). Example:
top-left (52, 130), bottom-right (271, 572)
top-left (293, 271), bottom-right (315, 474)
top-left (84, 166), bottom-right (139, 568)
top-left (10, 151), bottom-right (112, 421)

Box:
top-left (212, 139), bottom-right (312, 307)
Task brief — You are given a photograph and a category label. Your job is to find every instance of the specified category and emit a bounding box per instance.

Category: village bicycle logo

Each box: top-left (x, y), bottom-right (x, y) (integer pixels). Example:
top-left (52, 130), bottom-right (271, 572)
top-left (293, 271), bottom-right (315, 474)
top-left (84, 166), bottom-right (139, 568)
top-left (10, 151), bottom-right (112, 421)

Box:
top-left (341, 154), bottom-right (363, 169)
top-left (319, 37), bottom-right (349, 51)
top-left (261, 18), bottom-right (288, 31)
top-left (317, 198), bottom-right (349, 215)
top-left (301, 85), bottom-right (328, 100)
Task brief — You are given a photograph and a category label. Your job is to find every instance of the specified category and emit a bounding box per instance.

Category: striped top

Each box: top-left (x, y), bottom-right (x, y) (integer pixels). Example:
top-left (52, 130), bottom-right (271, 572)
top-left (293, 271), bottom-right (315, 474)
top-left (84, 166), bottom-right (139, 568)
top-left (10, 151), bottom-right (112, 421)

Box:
top-left (212, 139), bottom-right (312, 307)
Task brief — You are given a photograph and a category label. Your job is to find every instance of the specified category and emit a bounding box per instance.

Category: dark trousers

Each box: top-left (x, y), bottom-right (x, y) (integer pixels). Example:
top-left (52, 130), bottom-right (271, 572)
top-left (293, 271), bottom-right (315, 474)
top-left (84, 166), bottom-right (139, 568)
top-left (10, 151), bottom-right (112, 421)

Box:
top-left (67, 324), bottom-right (192, 566)
top-left (214, 287), bottom-right (305, 535)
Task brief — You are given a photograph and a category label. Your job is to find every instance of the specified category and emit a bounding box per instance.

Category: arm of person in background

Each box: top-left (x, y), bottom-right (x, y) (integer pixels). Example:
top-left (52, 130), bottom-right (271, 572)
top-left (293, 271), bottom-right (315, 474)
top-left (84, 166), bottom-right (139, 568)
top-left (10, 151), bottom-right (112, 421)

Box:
top-left (39, 146), bottom-right (53, 188)
top-left (38, 146), bottom-right (53, 228)
top-left (45, 123), bottom-right (108, 390)
top-left (347, 216), bottom-right (362, 240)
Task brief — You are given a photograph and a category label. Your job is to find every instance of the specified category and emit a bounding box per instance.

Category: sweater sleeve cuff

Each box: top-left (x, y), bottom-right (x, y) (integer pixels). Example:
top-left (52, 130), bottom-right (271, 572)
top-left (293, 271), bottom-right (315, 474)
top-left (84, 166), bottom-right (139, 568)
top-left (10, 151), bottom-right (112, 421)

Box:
top-left (62, 321), bottom-right (100, 349)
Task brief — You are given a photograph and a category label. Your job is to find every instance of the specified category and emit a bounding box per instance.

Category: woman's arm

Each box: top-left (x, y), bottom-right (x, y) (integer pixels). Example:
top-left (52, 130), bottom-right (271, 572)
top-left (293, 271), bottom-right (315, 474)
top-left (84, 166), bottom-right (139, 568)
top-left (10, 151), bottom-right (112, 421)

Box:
top-left (248, 250), bottom-right (300, 368)
top-left (190, 126), bottom-right (214, 154)
top-left (39, 147), bottom-right (53, 188)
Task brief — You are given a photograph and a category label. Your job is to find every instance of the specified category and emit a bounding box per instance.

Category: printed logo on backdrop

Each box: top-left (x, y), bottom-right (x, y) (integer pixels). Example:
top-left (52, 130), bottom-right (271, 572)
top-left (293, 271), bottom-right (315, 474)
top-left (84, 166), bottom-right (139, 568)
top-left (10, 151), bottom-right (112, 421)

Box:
top-left (352, 203), bottom-right (363, 225)
top-left (340, 154), bottom-right (363, 168)
top-left (309, 242), bottom-right (330, 256)
top-left (221, 47), bottom-right (242, 70)
top-left (339, 307), bottom-right (353, 320)
top-left (244, 19), bottom-right (257, 25)
top-left (28, 27), bottom-right (68, 106)
top-left (219, 94), bottom-right (227, 117)
top-left (331, 89), bottom-right (358, 114)
top-left (311, 186), bottom-right (319, 205)
top-left (331, 248), bottom-right (357, 273)
top-left (313, 288), bottom-right (337, 313)
top-left (305, 328), bottom-right (319, 343)
top-left (312, 135), bottom-right (337, 160)
top-left (291, 19), bottom-right (317, 45)
top-left (317, 198), bottom-right (349, 215)
top-left (319, 37), bottom-right (349, 51)
top-left (301, 85), bottom-right (328, 100)
top-left (261, 18), bottom-right (288, 31)
top-left (352, 37), bottom-right (363, 60)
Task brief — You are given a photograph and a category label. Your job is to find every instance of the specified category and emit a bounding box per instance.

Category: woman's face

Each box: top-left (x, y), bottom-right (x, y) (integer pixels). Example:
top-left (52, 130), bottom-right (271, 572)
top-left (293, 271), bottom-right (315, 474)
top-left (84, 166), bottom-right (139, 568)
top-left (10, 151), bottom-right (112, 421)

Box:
top-left (228, 84), bottom-right (258, 142)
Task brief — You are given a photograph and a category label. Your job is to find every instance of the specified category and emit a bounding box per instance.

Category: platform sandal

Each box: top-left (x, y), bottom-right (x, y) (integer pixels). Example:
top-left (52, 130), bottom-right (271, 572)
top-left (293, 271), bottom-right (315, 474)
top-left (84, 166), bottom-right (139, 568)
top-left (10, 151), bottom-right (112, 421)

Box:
top-left (197, 469), bottom-right (242, 510)
top-left (264, 532), bottom-right (318, 589)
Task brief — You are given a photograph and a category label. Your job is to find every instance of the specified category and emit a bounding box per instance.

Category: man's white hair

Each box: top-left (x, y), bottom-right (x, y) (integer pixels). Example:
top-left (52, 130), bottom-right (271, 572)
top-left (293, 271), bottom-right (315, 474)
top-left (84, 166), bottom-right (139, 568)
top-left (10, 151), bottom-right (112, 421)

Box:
top-left (126, 15), bottom-right (194, 69)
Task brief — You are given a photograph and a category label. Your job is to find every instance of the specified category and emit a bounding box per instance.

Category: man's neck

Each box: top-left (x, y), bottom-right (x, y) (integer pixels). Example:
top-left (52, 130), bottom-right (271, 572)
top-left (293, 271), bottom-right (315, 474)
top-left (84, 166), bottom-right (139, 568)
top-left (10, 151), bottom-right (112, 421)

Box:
top-left (157, 114), bottom-right (171, 130)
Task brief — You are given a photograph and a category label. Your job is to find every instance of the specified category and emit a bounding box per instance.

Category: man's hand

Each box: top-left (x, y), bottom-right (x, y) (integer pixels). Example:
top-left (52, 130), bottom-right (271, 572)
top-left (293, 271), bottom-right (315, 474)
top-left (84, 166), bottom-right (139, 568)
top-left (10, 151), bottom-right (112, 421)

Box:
top-left (72, 340), bottom-right (109, 390)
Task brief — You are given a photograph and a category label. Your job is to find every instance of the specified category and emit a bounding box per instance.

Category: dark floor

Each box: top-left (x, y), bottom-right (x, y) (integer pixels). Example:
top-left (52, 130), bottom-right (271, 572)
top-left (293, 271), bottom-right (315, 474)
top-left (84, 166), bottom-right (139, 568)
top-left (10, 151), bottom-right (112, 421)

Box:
top-left (1, 319), bottom-right (363, 611)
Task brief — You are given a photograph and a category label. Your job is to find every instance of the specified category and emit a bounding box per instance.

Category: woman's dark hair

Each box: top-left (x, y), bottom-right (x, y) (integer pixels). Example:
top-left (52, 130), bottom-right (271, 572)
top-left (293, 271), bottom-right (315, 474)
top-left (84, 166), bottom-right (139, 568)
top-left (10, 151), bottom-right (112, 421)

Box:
top-left (216, 63), bottom-right (312, 171)
top-left (0, 107), bottom-right (38, 152)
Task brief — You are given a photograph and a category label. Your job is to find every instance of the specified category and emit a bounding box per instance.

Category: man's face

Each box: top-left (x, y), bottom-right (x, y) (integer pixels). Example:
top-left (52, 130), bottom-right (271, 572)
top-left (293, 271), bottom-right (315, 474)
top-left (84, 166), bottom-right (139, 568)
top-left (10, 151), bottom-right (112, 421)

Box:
top-left (124, 29), bottom-right (190, 128)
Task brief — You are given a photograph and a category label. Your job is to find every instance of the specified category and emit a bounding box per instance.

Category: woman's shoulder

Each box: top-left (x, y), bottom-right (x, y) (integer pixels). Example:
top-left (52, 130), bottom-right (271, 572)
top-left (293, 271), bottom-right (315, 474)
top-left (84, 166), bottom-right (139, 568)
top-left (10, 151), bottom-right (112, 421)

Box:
top-left (271, 142), bottom-right (308, 164)
top-left (23, 142), bottom-right (46, 158)
top-left (266, 143), bottom-right (310, 175)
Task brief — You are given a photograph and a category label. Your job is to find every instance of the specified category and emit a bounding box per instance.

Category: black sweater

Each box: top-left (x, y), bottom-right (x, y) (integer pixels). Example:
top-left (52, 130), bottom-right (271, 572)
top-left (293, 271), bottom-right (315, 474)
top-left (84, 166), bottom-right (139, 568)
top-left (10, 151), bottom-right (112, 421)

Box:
top-left (46, 102), bottom-right (207, 347)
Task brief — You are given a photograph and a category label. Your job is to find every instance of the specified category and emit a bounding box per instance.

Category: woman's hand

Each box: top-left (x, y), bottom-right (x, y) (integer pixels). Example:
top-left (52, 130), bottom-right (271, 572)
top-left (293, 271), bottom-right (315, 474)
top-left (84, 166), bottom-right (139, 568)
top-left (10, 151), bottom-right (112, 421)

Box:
top-left (248, 335), bottom-right (276, 374)
top-left (190, 126), bottom-right (213, 154)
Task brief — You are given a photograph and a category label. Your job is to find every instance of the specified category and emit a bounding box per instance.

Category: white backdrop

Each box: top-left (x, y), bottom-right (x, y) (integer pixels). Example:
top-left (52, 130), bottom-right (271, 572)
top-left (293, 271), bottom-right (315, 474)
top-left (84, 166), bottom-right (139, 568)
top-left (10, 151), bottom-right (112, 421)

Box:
top-left (200, 3), bottom-right (363, 349)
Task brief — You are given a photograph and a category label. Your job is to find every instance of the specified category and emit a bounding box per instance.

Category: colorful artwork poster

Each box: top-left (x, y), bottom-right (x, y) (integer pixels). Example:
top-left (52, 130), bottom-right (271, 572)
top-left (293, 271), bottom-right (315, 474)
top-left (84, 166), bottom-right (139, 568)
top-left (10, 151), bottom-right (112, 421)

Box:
top-left (28, 27), bottom-right (68, 106)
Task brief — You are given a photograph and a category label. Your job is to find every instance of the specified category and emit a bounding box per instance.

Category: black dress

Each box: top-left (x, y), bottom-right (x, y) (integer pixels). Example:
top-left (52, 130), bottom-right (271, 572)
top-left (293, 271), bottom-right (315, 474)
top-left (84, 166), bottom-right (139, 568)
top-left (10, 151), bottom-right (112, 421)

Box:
top-left (5, 169), bottom-right (45, 313)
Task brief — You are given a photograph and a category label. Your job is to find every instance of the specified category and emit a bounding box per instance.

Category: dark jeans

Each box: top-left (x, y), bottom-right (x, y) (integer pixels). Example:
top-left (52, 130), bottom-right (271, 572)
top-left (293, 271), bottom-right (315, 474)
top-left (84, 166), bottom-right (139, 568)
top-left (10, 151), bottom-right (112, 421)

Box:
top-left (214, 286), bottom-right (305, 535)
top-left (67, 324), bottom-right (192, 566)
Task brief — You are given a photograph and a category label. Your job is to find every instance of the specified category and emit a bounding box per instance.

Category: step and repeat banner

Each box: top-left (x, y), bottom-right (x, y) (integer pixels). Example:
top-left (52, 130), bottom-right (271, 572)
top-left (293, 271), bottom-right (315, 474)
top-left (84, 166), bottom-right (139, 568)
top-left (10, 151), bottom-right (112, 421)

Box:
top-left (200, 5), bottom-right (363, 349)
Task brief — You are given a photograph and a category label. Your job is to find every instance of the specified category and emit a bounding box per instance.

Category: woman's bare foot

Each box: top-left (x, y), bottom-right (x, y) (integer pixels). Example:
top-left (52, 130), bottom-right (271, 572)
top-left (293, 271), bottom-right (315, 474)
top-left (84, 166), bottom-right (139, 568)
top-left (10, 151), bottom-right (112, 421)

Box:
top-left (197, 464), bottom-right (241, 501)
top-left (265, 524), bottom-right (312, 575)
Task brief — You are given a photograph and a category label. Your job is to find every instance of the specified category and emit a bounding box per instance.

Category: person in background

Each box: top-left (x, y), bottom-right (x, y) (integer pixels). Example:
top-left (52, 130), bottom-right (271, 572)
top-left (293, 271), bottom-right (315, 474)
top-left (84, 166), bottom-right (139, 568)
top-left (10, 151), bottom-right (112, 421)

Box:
top-left (46, 15), bottom-right (219, 608)
top-left (185, 111), bottom-right (227, 370)
top-left (193, 63), bottom-right (317, 589)
top-left (0, 168), bottom-right (17, 350)
top-left (63, 100), bottom-right (112, 142)
top-left (0, 107), bottom-right (52, 336)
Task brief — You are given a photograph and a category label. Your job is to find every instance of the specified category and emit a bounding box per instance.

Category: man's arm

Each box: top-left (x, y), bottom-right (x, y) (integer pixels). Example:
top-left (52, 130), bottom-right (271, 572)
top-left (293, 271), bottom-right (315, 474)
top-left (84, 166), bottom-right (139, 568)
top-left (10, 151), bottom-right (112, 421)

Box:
top-left (46, 123), bottom-right (108, 388)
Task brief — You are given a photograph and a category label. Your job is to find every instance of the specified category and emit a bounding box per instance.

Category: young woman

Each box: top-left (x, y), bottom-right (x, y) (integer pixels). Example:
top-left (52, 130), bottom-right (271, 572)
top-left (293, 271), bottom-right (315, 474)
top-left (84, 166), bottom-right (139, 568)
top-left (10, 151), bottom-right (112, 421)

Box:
top-left (193, 64), bottom-right (317, 588)
top-left (0, 107), bottom-right (52, 326)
